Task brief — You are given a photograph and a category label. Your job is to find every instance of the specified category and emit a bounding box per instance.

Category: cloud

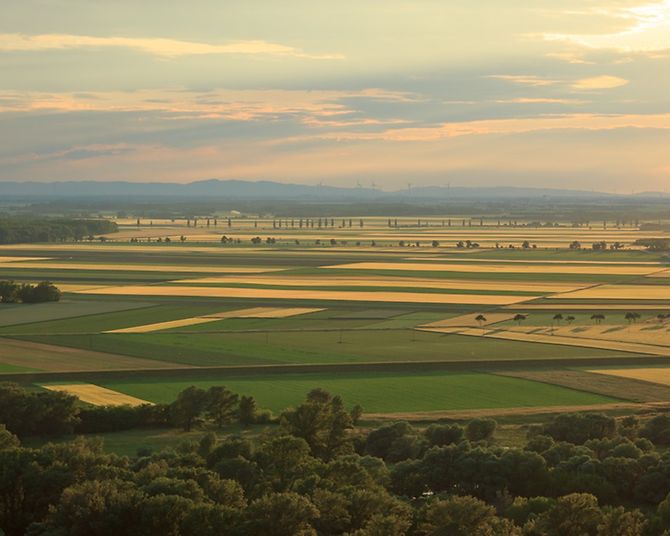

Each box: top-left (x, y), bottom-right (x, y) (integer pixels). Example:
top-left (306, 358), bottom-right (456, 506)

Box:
top-left (572, 75), bottom-right (629, 89)
top-left (0, 33), bottom-right (344, 60)
top-left (487, 75), bottom-right (559, 87)
top-left (540, 0), bottom-right (670, 53)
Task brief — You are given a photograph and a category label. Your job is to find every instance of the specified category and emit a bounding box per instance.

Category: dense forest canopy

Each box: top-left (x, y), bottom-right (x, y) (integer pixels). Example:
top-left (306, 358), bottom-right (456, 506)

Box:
top-left (0, 216), bottom-right (117, 244)
top-left (2, 383), bottom-right (670, 535)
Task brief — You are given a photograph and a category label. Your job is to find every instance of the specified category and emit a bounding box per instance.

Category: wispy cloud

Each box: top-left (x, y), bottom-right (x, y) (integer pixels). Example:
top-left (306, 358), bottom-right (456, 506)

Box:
top-left (572, 75), bottom-right (629, 89)
top-left (0, 33), bottom-right (344, 60)
top-left (487, 75), bottom-right (559, 87)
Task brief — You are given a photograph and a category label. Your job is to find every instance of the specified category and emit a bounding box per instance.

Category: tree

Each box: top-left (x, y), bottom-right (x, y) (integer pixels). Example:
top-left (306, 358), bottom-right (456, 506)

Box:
top-left (205, 386), bottom-right (239, 429)
top-left (431, 240), bottom-right (440, 248)
top-left (513, 314), bottom-right (527, 326)
top-left (244, 492), bottom-right (319, 536)
top-left (591, 313), bottom-right (606, 325)
top-left (171, 386), bottom-right (208, 431)
top-left (238, 396), bottom-right (258, 426)
top-left (418, 496), bottom-right (520, 536)
top-left (625, 312), bottom-right (641, 325)
top-left (475, 314), bottom-right (487, 329)
top-left (566, 315), bottom-right (576, 325)
top-left (465, 418), bottom-right (497, 442)
top-left (534, 493), bottom-right (603, 536)
top-left (280, 389), bottom-right (355, 460)
top-left (553, 313), bottom-right (564, 325)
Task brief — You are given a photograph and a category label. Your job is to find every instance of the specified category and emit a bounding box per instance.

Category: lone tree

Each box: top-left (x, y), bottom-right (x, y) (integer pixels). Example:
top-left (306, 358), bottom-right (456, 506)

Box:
top-left (591, 313), bottom-right (606, 325)
top-left (475, 314), bottom-right (487, 330)
top-left (566, 315), bottom-right (576, 325)
top-left (513, 313), bottom-right (527, 326)
top-left (625, 312), bottom-right (641, 325)
top-left (553, 313), bottom-right (564, 325)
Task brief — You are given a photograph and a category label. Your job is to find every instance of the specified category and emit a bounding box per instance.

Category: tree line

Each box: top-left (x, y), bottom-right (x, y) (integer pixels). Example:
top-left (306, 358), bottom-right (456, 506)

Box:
top-left (0, 281), bottom-right (61, 303)
top-left (0, 216), bottom-right (117, 244)
top-left (4, 384), bottom-right (670, 534)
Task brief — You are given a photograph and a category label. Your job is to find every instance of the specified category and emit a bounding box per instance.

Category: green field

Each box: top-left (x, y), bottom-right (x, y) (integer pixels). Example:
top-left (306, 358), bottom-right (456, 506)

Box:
top-left (98, 371), bottom-right (621, 412)
top-left (15, 329), bottom-right (633, 367)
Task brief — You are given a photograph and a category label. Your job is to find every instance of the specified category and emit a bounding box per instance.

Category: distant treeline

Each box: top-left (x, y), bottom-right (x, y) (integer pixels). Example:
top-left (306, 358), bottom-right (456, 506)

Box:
top-left (0, 216), bottom-right (117, 244)
top-left (0, 281), bottom-right (61, 303)
top-left (635, 238), bottom-right (670, 251)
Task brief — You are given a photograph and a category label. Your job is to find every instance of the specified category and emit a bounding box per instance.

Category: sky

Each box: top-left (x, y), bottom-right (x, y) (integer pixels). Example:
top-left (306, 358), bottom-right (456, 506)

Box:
top-left (1, 0), bottom-right (670, 191)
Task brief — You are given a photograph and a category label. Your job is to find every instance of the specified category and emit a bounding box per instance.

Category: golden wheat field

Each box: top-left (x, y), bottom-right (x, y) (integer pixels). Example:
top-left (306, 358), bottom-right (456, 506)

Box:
top-left (42, 384), bottom-right (153, 406)
top-left (173, 275), bottom-right (588, 293)
top-left (325, 262), bottom-right (659, 275)
top-left (74, 284), bottom-right (532, 305)
top-left (587, 368), bottom-right (670, 386)
top-left (552, 285), bottom-right (670, 300)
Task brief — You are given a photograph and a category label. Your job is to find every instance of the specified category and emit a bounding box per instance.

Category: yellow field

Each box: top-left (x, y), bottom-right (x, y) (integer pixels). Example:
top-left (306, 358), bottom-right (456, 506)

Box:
top-left (422, 312), bottom-right (516, 329)
top-left (537, 324), bottom-right (670, 347)
top-left (174, 275), bottom-right (588, 293)
top-left (107, 316), bottom-right (224, 333)
top-left (211, 306), bottom-right (325, 318)
top-left (108, 306), bottom-right (324, 333)
top-left (75, 284), bottom-right (533, 305)
top-left (0, 256), bottom-right (52, 263)
top-left (325, 262), bottom-right (658, 275)
top-left (43, 384), bottom-right (152, 406)
top-left (421, 326), bottom-right (666, 355)
top-left (588, 368), bottom-right (670, 386)
top-left (403, 257), bottom-right (662, 266)
top-left (505, 303), bottom-right (670, 310)
top-left (5, 262), bottom-right (284, 274)
top-left (551, 284), bottom-right (670, 300)
top-left (57, 284), bottom-right (114, 292)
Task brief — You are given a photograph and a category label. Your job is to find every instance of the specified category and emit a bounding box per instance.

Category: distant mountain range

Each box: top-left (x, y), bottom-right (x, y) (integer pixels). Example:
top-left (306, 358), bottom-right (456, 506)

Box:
top-left (0, 179), bottom-right (667, 201)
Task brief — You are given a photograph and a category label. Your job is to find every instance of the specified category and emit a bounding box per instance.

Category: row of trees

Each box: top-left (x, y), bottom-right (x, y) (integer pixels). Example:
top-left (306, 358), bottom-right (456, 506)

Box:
top-left (0, 216), bottom-right (116, 244)
top-left (5, 384), bottom-right (670, 533)
top-left (0, 383), bottom-right (267, 438)
top-left (0, 281), bottom-right (61, 304)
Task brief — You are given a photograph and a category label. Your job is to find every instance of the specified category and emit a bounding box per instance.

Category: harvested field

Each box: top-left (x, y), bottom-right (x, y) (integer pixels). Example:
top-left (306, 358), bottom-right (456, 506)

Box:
top-left (364, 402), bottom-right (657, 421)
top-left (496, 369), bottom-right (670, 402)
top-left (420, 326), bottom-right (662, 355)
top-left (551, 284), bottom-right (670, 300)
top-left (74, 285), bottom-right (533, 305)
top-left (57, 284), bottom-right (115, 292)
top-left (588, 367), bottom-right (670, 387)
top-left (423, 312), bottom-right (515, 329)
top-left (403, 257), bottom-right (663, 266)
top-left (108, 307), bottom-right (324, 333)
top-left (43, 384), bottom-right (152, 406)
top-left (505, 304), bottom-right (670, 310)
top-left (0, 337), bottom-right (181, 371)
top-left (325, 262), bottom-right (658, 275)
top-left (545, 324), bottom-right (670, 347)
top-left (0, 256), bottom-right (52, 262)
top-left (174, 275), bottom-right (588, 293)
top-left (5, 262), bottom-right (284, 274)
top-left (107, 316), bottom-right (223, 333)
top-left (209, 307), bottom-right (325, 318)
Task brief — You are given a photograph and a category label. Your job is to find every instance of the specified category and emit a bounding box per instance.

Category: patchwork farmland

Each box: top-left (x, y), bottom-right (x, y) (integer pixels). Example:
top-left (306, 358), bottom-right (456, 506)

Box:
top-left (3, 216), bottom-right (670, 421)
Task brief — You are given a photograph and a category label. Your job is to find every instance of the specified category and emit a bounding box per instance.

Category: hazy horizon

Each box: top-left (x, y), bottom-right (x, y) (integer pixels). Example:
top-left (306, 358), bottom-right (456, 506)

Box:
top-left (2, 1), bottom-right (670, 191)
